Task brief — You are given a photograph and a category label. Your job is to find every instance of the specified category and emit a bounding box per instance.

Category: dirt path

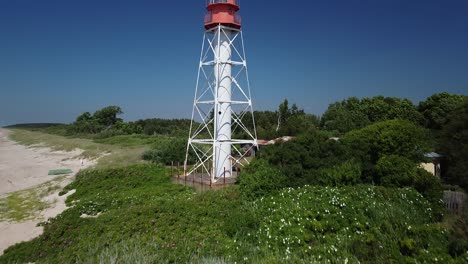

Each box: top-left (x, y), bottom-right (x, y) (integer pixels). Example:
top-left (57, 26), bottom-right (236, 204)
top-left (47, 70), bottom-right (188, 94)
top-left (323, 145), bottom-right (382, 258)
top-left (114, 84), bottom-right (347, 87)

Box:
top-left (0, 128), bottom-right (94, 254)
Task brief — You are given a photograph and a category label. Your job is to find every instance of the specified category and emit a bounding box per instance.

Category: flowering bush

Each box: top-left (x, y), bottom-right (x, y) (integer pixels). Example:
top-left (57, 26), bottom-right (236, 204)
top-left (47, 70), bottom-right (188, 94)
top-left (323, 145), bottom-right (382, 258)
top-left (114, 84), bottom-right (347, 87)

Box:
top-left (248, 185), bottom-right (456, 262)
top-left (238, 160), bottom-right (287, 200)
top-left (1, 166), bottom-right (465, 263)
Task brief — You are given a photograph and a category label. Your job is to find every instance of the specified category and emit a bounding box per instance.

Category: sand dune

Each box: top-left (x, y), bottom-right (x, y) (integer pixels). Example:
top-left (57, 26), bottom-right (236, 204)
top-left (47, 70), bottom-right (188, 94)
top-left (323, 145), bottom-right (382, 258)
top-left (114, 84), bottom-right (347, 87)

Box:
top-left (0, 128), bottom-right (94, 254)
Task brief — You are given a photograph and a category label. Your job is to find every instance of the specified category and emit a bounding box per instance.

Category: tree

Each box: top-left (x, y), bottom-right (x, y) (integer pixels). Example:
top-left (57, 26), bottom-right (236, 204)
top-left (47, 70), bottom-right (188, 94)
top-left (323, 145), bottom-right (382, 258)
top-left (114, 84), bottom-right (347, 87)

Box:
top-left (418, 92), bottom-right (467, 130)
top-left (276, 99), bottom-right (290, 132)
top-left (342, 119), bottom-right (431, 182)
top-left (438, 98), bottom-right (468, 190)
top-left (321, 96), bottom-right (422, 134)
top-left (248, 110), bottom-right (278, 139)
top-left (273, 99), bottom-right (319, 136)
top-left (93, 106), bottom-right (123, 127)
top-left (320, 98), bottom-right (370, 134)
top-left (75, 112), bottom-right (92, 122)
top-left (69, 106), bottom-right (124, 134)
top-left (361, 96), bottom-right (422, 124)
top-left (258, 130), bottom-right (350, 186)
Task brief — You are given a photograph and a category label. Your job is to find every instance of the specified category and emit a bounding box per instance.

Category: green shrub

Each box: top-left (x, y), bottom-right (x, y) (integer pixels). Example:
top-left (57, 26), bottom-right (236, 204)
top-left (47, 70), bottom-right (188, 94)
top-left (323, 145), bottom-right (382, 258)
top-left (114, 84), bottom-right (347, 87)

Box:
top-left (142, 138), bottom-right (195, 165)
top-left (374, 155), bottom-right (418, 187)
top-left (238, 160), bottom-right (287, 200)
top-left (257, 130), bottom-right (351, 187)
top-left (399, 238), bottom-right (417, 256)
top-left (350, 235), bottom-right (382, 261)
top-left (413, 169), bottom-right (444, 217)
top-left (250, 185), bottom-right (456, 263)
top-left (318, 160), bottom-right (362, 186)
top-left (447, 198), bottom-right (468, 258)
top-left (342, 119), bottom-right (431, 168)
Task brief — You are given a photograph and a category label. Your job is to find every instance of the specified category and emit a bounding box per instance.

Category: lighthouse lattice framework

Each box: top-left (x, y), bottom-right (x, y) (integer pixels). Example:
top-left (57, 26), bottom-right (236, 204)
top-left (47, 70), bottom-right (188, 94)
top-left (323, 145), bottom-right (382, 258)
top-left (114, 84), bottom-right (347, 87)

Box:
top-left (185, 0), bottom-right (257, 182)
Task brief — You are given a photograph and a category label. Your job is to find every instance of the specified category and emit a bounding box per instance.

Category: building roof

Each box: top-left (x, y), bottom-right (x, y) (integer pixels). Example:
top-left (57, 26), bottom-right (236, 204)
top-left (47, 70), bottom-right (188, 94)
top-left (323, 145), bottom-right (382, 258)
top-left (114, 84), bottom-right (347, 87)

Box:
top-left (424, 152), bottom-right (442, 158)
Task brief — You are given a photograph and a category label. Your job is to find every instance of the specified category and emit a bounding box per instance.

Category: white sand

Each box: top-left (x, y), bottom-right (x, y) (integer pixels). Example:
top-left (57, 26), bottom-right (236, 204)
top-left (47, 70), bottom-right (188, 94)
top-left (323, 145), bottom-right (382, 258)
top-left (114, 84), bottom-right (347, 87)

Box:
top-left (0, 128), bottom-right (94, 255)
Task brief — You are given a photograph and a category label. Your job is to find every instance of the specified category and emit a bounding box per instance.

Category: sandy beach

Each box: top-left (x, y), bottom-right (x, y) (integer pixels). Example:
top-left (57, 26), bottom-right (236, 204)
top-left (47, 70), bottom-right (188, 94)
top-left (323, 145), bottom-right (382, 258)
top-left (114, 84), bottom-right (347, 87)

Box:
top-left (0, 128), bottom-right (94, 254)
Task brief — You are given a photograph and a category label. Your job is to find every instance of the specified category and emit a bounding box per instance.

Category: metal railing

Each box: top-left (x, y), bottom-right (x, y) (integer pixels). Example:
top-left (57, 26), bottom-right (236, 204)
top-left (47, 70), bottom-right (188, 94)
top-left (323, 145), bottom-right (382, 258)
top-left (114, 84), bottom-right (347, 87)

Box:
top-left (206, 0), bottom-right (240, 6)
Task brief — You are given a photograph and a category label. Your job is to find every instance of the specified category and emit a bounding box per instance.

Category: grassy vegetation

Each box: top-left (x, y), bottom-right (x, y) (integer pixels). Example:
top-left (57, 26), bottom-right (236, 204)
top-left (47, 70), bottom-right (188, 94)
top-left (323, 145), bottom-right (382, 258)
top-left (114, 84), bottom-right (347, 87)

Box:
top-left (6, 129), bottom-right (169, 169)
top-left (1, 164), bottom-right (466, 263)
top-left (0, 177), bottom-right (64, 222)
top-left (93, 134), bottom-right (172, 147)
top-left (2, 95), bottom-right (467, 262)
top-left (8, 129), bottom-right (114, 158)
top-left (0, 128), bottom-right (179, 224)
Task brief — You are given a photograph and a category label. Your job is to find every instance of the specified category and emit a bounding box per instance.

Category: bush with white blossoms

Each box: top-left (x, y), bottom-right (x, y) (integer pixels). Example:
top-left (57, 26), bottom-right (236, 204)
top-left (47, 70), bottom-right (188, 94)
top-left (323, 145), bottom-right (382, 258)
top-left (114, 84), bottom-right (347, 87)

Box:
top-left (248, 185), bottom-right (457, 262)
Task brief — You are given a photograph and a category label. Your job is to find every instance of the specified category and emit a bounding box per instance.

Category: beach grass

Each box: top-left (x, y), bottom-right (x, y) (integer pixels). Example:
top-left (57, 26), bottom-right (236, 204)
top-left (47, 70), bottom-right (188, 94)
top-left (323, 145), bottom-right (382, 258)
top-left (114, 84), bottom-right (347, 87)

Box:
top-left (7, 129), bottom-right (153, 169)
top-left (0, 177), bottom-right (65, 222)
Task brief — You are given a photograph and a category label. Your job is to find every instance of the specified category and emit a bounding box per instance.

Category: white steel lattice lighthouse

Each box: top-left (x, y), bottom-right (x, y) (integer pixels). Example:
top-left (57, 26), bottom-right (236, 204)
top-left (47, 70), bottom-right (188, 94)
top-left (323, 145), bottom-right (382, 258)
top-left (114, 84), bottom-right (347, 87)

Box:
top-left (185, 0), bottom-right (257, 182)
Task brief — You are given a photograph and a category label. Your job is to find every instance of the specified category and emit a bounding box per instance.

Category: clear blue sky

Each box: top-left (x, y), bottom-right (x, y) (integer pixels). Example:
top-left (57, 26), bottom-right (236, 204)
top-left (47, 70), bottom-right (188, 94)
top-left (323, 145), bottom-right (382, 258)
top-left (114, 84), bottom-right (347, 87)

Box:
top-left (1, 0), bottom-right (467, 126)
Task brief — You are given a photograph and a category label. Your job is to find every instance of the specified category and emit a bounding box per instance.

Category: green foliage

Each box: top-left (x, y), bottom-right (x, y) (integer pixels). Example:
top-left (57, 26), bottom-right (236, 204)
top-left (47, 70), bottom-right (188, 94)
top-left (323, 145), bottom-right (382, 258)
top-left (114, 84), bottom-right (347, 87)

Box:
top-left (249, 110), bottom-right (278, 139)
top-left (250, 185), bottom-right (458, 263)
top-left (4, 123), bottom-right (70, 136)
top-left (413, 169), bottom-right (444, 218)
top-left (361, 96), bottom-right (422, 124)
top-left (134, 118), bottom-right (192, 137)
top-left (76, 111), bottom-right (92, 122)
top-left (372, 157), bottom-right (444, 218)
top-left (142, 137), bottom-right (195, 165)
top-left (258, 130), bottom-right (350, 186)
top-left (238, 160), bottom-right (287, 200)
top-left (65, 107), bottom-right (192, 139)
top-left (240, 99), bottom-right (319, 140)
top-left (341, 121), bottom-right (442, 206)
top-left (0, 185), bottom-right (51, 221)
top-left (437, 98), bottom-right (468, 191)
top-left (1, 165), bottom-right (465, 263)
top-left (274, 99), bottom-right (319, 137)
top-left (399, 238), bottom-right (417, 256)
top-left (4, 93), bottom-right (467, 262)
top-left (342, 119), bottom-right (431, 168)
top-left (321, 97), bottom-right (371, 134)
top-left (0, 165), bottom-right (246, 263)
top-left (7, 128), bottom-right (152, 169)
top-left (92, 106), bottom-right (123, 127)
top-left (68, 105), bottom-right (124, 134)
top-left (260, 120), bottom-right (431, 188)
top-left (4, 123), bottom-right (65, 129)
top-left (374, 155), bottom-right (418, 187)
top-left (321, 96), bottom-right (423, 134)
top-left (318, 160), bottom-right (362, 186)
top-left (93, 134), bottom-right (169, 147)
top-left (93, 120), bottom-right (144, 137)
top-left (447, 199), bottom-right (468, 258)
top-left (418, 92), bottom-right (467, 130)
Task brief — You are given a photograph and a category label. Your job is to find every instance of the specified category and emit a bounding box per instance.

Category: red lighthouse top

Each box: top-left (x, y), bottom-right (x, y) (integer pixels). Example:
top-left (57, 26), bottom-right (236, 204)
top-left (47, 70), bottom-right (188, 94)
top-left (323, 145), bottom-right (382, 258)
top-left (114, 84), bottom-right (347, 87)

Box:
top-left (204, 0), bottom-right (242, 30)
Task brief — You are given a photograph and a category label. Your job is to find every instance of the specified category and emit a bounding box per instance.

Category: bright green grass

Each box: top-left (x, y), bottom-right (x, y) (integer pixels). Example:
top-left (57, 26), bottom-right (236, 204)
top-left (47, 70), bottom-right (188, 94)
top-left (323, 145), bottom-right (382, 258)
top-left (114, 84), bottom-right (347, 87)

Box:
top-left (1, 165), bottom-right (465, 263)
